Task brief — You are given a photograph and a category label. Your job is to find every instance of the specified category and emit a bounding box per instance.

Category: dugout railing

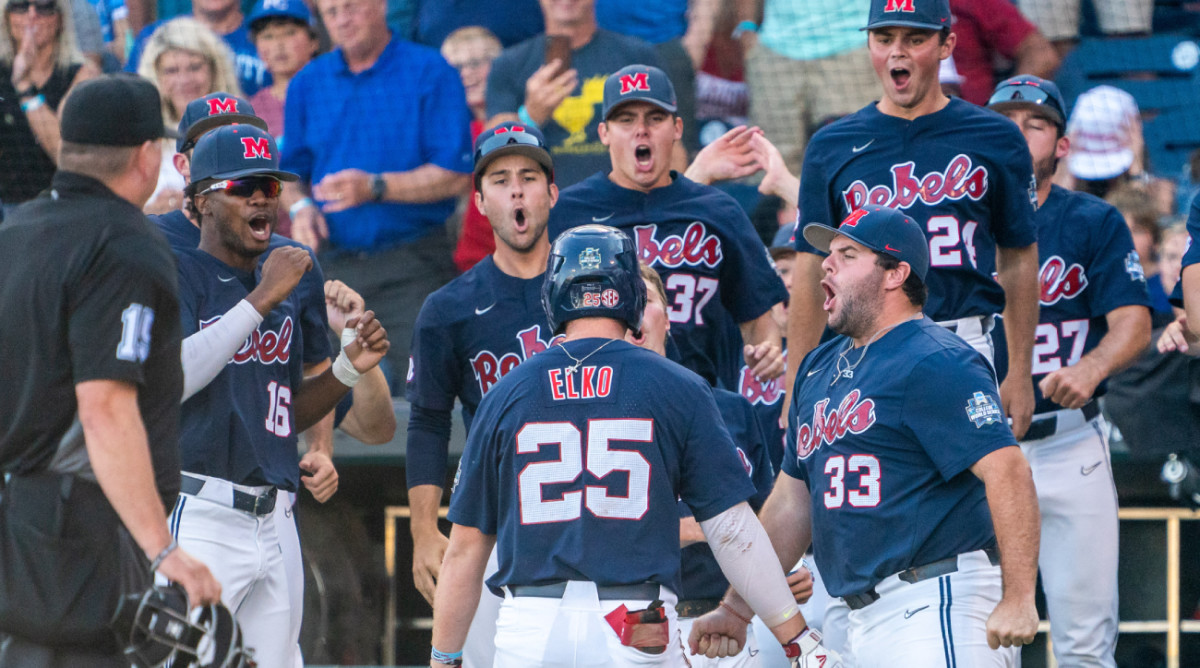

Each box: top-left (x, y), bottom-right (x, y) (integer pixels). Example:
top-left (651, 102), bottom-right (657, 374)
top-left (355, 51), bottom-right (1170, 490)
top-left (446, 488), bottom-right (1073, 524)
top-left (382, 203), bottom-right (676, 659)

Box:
top-left (381, 506), bottom-right (1200, 667)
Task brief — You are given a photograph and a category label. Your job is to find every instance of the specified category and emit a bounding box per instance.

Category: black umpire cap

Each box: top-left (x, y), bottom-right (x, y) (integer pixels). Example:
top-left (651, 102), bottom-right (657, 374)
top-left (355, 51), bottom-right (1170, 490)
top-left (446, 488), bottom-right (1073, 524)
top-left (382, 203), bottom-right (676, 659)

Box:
top-left (60, 74), bottom-right (169, 146)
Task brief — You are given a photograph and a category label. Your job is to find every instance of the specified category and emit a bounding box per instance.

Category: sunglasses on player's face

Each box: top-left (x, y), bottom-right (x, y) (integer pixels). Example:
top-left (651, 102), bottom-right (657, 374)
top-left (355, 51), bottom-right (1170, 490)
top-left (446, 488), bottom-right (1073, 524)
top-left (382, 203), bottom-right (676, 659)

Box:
top-left (987, 83), bottom-right (1065, 124)
top-left (200, 177), bottom-right (283, 198)
top-left (6, 1), bottom-right (58, 16)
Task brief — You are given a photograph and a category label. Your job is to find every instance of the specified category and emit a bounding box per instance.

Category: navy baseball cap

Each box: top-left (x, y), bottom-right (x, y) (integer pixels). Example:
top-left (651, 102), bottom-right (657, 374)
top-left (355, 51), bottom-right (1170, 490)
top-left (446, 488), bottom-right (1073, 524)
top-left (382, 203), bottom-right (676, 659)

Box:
top-left (188, 125), bottom-right (298, 187)
top-left (474, 122), bottom-right (554, 180)
top-left (602, 64), bottom-right (677, 120)
top-left (177, 92), bottom-right (268, 153)
top-left (863, 0), bottom-right (952, 32)
top-left (248, 0), bottom-right (314, 33)
top-left (987, 75), bottom-right (1067, 130)
top-left (803, 205), bottom-right (930, 282)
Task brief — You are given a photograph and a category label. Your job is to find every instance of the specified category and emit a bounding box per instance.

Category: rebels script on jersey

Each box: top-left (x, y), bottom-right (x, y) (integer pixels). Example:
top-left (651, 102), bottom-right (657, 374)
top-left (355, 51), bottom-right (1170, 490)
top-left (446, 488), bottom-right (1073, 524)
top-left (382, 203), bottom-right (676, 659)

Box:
top-left (796, 99), bottom-right (1037, 321)
top-left (785, 319), bottom-right (1015, 597)
top-left (992, 186), bottom-right (1150, 413)
top-left (449, 339), bottom-right (757, 594)
top-left (154, 210), bottom-right (332, 367)
top-left (176, 248), bottom-right (307, 491)
top-left (549, 174), bottom-right (787, 388)
top-left (678, 388), bottom-right (775, 602)
top-left (407, 255), bottom-right (562, 431)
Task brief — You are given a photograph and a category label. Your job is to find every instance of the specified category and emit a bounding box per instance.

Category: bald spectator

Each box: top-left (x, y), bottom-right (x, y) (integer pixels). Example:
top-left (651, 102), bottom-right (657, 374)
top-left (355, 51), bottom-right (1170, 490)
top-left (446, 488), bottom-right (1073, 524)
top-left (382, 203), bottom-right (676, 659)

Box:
top-left (125, 0), bottom-right (270, 95)
top-left (411, 0), bottom-right (542, 48)
top-left (948, 0), bottom-right (1059, 106)
top-left (281, 0), bottom-right (472, 394)
top-left (485, 0), bottom-right (664, 188)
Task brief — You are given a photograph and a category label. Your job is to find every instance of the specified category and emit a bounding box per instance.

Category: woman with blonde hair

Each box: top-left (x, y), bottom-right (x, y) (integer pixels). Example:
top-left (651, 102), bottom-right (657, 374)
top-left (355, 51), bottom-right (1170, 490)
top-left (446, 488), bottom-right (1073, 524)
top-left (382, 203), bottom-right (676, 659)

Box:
top-left (0, 0), bottom-right (97, 210)
top-left (138, 16), bottom-right (240, 213)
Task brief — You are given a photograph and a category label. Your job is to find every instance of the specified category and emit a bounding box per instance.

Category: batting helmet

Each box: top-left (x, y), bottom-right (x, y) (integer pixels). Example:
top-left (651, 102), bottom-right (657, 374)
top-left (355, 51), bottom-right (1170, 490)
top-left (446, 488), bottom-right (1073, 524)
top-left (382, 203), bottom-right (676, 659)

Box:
top-left (111, 583), bottom-right (255, 668)
top-left (542, 224), bottom-right (646, 335)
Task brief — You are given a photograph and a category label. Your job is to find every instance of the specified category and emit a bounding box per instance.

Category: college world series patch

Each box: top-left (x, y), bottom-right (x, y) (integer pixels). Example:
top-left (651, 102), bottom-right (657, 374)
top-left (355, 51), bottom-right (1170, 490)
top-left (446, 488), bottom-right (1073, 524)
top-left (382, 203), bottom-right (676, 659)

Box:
top-left (965, 391), bottom-right (1003, 428)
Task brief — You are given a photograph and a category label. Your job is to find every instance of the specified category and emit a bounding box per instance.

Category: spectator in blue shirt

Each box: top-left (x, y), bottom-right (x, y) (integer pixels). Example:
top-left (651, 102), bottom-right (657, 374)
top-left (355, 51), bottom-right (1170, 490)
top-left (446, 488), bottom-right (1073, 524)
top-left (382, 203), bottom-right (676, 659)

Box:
top-left (410, 0), bottom-right (542, 49)
top-left (281, 0), bottom-right (473, 394)
top-left (125, 0), bottom-right (270, 94)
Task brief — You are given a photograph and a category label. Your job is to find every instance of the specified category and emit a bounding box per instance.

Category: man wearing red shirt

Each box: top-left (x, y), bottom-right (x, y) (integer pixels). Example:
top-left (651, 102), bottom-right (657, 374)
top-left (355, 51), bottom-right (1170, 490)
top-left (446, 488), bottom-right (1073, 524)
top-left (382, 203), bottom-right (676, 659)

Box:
top-left (949, 0), bottom-right (1059, 106)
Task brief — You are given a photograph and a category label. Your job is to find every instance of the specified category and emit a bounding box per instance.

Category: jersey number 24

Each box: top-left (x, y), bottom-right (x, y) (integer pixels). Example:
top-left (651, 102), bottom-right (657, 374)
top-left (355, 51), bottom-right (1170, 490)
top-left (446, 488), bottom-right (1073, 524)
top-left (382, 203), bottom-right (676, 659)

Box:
top-left (516, 419), bottom-right (652, 525)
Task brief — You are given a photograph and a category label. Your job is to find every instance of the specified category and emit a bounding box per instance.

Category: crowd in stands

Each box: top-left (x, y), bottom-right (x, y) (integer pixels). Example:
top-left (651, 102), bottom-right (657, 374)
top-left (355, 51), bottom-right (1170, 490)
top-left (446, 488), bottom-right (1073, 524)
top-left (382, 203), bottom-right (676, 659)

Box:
top-left (1, 0), bottom-right (1195, 466)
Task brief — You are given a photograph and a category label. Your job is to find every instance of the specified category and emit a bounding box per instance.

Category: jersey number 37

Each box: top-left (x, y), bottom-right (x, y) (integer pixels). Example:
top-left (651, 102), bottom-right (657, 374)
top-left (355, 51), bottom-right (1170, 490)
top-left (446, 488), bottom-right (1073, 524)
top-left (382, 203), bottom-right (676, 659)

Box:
top-left (517, 419), bottom-right (652, 525)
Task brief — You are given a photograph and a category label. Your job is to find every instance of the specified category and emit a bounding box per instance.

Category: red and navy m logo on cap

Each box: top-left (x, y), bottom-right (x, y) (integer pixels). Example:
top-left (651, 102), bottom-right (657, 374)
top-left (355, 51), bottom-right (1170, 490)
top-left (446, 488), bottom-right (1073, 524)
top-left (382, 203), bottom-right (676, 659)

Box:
top-left (207, 97), bottom-right (239, 115)
top-left (241, 136), bottom-right (271, 159)
top-left (619, 72), bottom-right (650, 95)
top-left (884, 0), bottom-right (915, 11)
top-left (841, 208), bottom-right (870, 228)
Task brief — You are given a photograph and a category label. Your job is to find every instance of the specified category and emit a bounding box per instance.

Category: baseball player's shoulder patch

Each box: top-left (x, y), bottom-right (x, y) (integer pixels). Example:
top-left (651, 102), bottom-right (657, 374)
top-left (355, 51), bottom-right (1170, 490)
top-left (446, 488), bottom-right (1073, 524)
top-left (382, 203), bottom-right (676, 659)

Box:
top-left (965, 391), bottom-right (1003, 428)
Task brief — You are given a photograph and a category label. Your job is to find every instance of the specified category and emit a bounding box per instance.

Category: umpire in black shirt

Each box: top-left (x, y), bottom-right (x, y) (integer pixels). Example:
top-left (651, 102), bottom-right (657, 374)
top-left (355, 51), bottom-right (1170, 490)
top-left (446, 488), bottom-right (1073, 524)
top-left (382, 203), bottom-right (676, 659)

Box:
top-left (0, 74), bottom-right (221, 666)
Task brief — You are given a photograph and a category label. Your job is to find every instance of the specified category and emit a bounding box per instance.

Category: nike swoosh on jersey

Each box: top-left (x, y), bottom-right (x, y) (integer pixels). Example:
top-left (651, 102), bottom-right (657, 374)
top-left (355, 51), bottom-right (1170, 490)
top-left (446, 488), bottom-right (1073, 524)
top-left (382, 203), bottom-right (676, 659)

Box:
top-left (807, 369), bottom-right (822, 377)
top-left (218, 275), bottom-right (237, 282)
top-left (475, 303), bottom-right (496, 315)
top-left (904, 605), bottom-right (930, 619)
top-left (852, 139), bottom-right (876, 153)
top-left (592, 213), bottom-right (615, 222)
top-left (1081, 461), bottom-right (1103, 476)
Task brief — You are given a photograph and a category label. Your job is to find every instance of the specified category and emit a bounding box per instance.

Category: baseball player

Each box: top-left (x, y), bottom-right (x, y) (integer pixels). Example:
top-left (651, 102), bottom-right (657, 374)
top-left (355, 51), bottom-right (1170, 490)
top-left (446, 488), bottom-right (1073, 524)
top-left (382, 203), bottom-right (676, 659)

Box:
top-left (548, 64), bottom-right (789, 392)
top-left (432, 225), bottom-right (840, 668)
top-left (171, 124), bottom-right (389, 668)
top-left (985, 75), bottom-right (1152, 668)
top-left (626, 263), bottom-right (777, 667)
top-left (407, 122), bottom-right (562, 665)
top-left (693, 206), bottom-right (1041, 667)
top-left (154, 92), bottom-right (340, 505)
top-left (786, 0), bottom-right (1041, 441)
top-left (1157, 195), bottom-right (1200, 352)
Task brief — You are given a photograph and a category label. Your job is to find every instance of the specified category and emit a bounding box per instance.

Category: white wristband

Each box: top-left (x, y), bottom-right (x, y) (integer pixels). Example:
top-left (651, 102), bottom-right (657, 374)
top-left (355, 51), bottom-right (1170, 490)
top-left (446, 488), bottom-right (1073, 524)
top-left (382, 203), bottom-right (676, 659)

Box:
top-left (289, 197), bottom-right (315, 217)
top-left (332, 349), bottom-right (362, 387)
top-left (340, 327), bottom-right (357, 349)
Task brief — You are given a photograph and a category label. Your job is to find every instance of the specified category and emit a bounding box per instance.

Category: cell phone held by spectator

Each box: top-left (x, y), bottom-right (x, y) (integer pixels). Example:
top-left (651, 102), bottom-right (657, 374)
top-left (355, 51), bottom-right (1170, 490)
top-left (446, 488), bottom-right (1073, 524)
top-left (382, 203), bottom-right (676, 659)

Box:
top-left (545, 34), bottom-right (571, 72)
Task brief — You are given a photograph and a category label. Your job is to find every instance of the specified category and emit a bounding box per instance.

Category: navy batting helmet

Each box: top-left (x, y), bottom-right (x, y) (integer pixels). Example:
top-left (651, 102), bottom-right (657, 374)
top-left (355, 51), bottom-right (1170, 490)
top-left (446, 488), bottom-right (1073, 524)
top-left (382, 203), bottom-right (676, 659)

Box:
top-left (542, 225), bottom-right (646, 336)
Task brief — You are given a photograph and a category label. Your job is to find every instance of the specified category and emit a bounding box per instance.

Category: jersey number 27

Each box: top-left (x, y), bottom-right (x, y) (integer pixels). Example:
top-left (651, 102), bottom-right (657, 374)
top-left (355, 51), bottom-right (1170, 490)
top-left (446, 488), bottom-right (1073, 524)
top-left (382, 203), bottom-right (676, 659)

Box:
top-left (516, 419), bottom-right (652, 525)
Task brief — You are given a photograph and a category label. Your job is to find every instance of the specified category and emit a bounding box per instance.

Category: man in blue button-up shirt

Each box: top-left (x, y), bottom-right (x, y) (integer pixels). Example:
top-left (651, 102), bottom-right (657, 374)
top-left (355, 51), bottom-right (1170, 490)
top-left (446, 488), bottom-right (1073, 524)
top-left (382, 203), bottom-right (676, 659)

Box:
top-left (281, 0), bottom-right (473, 393)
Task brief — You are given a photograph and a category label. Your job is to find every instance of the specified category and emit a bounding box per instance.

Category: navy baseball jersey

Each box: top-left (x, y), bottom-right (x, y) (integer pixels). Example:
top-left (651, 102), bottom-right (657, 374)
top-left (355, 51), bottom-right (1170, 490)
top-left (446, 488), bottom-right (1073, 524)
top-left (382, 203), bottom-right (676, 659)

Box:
top-left (678, 388), bottom-right (776, 602)
top-left (175, 248), bottom-right (308, 491)
top-left (796, 99), bottom-right (1038, 321)
top-left (405, 256), bottom-right (561, 489)
top-left (992, 186), bottom-right (1151, 415)
top-left (785, 318), bottom-right (1015, 597)
top-left (449, 338), bottom-right (758, 595)
top-left (153, 211), bottom-right (332, 367)
top-left (735, 347), bottom-right (788, 473)
top-left (549, 173), bottom-right (788, 389)
top-left (1170, 193), bottom-right (1200, 307)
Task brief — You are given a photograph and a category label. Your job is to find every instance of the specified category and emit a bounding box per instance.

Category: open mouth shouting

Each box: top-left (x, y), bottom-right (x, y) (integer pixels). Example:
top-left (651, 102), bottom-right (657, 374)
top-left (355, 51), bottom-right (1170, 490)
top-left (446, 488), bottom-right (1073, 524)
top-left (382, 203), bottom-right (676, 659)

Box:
top-left (634, 144), bottom-right (653, 172)
top-left (890, 65), bottom-right (912, 92)
top-left (821, 279), bottom-right (837, 313)
top-left (248, 211), bottom-right (274, 242)
top-left (512, 205), bottom-right (529, 233)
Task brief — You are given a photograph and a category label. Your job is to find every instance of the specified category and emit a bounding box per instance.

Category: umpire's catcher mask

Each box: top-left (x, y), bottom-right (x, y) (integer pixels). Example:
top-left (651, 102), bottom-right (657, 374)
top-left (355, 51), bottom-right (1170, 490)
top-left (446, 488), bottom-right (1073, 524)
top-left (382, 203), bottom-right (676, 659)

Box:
top-left (111, 583), bottom-right (256, 668)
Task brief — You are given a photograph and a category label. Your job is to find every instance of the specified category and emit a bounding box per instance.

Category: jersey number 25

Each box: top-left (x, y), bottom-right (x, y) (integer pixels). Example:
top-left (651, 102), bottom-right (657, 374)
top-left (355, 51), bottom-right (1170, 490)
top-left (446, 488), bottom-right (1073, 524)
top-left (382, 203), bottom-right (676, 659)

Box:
top-left (516, 419), bottom-right (652, 525)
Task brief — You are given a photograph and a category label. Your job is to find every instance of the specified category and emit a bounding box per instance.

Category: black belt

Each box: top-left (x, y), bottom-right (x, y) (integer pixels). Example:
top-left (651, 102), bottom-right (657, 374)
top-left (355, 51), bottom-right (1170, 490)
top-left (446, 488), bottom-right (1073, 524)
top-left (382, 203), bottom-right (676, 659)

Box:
top-left (180, 475), bottom-right (277, 517)
top-left (675, 599), bottom-right (721, 618)
top-left (843, 546), bottom-right (1001, 611)
top-left (509, 582), bottom-right (661, 601)
top-left (1022, 400), bottom-right (1100, 442)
